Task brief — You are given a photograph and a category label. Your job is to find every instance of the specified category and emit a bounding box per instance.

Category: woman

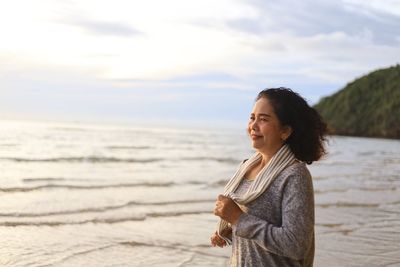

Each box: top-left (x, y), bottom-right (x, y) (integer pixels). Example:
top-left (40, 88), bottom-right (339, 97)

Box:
top-left (211, 88), bottom-right (327, 267)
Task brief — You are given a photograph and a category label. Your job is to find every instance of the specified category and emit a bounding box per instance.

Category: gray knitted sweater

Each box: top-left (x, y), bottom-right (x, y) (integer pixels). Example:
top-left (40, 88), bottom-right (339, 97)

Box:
top-left (230, 161), bottom-right (315, 267)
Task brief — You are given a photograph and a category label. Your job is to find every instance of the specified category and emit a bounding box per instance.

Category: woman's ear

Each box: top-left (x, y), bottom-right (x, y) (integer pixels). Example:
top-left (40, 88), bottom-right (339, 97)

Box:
top-left (281, 125), bottom-right (292, 141)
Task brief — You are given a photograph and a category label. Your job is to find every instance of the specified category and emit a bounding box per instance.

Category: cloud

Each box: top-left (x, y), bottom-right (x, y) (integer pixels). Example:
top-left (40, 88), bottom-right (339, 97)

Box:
top-left (1, 0), bottom-right (399, 125)
top-left (225, 0), bottom-right (400, 45)
top-left (343, 0), bottom-right (400, 16)
top-left (59, 16), bottom-right (143, 37)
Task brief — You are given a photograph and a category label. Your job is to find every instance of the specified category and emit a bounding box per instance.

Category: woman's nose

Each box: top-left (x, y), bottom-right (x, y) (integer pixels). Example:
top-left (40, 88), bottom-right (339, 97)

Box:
top-left (250, 119), bottom-right (258, 131)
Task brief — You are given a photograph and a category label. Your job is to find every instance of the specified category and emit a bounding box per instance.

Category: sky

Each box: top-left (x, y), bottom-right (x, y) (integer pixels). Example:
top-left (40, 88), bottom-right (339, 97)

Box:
top-left (1, 0), bottom-right (399, 127)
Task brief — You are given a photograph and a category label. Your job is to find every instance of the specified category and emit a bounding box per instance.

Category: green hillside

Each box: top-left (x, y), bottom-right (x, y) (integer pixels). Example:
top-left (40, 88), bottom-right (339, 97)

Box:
top-left (314, 64), bottom-right (400, 139)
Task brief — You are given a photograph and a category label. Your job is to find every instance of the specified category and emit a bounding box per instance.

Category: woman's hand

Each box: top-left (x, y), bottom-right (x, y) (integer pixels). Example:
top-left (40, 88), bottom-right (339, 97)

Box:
top-left (210, 231), bottom-right (227, 247)
top-left (214, 194), bottom-right (243, 225)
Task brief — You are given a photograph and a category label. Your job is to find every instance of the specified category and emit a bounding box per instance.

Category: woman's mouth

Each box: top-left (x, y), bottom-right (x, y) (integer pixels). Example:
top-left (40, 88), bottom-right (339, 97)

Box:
top-left (251, 134), bottom-right (262, 140)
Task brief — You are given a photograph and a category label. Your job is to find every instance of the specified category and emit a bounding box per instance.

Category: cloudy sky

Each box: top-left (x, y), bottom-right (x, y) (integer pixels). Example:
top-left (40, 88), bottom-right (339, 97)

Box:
top-left (1, 0), bottom-right (399, 127)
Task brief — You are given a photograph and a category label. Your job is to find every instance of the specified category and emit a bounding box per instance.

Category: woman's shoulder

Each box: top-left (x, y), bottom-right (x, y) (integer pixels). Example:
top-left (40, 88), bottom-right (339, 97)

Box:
top-left (279, 161), bottom-right (311, 181)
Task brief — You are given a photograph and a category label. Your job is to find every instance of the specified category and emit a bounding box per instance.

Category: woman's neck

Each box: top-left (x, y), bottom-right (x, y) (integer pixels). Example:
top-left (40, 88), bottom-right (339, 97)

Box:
top-left (258, 144), bottom-right (284, 165)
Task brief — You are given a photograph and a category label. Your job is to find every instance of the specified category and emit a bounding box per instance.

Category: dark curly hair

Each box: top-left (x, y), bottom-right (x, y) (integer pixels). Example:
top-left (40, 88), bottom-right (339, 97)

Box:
top-left (256, 87), bottom-right (328, 164)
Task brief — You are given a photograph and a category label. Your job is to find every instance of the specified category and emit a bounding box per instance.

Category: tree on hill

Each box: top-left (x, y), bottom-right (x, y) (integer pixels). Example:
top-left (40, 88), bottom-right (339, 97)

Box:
top-left (314, 64), bottom-right (400, 139)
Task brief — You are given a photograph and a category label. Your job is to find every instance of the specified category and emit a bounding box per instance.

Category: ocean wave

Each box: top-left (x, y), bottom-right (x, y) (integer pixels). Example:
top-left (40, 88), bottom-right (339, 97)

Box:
top-left (0, 210), bottom-right (212, 227)
top-left (106, 145), bottom-right (153, 150)
top-left (52, 127), bottom-right (90, 132)
top-left (119, 240), bottom-right (224, 258)
top-left (0, 199), bottom-right (214, 217)
top-left (357, 151), bottom-right (376, 156)
top-left (0, 216), bottom-right (146, 227)
top-left (23, 178), bottom-right (85, 183)
top-left (208, 179), bottom-right (229, 187)
top-left (1, 180), bottom-right (207, 193)
top-left (179, 156), bottom-right (240, 164)
top-left (0, 143), bottom-right (18, 147)
top-left (0, 156), bottom-right (163, 163)
top-left (146, 210), bottom-right (211, 218)
top-left (119, 240), bottom-right (231, 264)
top-left (0, 182), bottom-right (177, 193)
top-left (0, 156), bottom-right (240, 164)
top-left (317, 202), bottom-right (380, 208)
top-left (120, 240), bottom-right (212, 250)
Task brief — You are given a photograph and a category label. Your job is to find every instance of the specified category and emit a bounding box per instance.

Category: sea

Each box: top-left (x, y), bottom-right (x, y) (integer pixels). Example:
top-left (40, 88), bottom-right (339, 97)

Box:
top-left (0, 119), bottom-right (399, 267)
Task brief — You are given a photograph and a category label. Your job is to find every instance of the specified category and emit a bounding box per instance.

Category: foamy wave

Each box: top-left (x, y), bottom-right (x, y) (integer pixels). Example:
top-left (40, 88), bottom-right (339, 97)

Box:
top-left (0, 199), bottom-right (214, 217)
top-left (0, 156), bottom-right (163, 163)
top-left (179, 156), bottom-right (240, 164)
top-left (0, 156), bottom-right (240, 164)
top-left (0, 182), bottom-right (177, 193)
top-left (0, 210), bottom-right (212, 227)
top-left (1, 179), bottom-right (208, 193)
top-left (317, 202), bottom-right (381, 208)
top-left (0, 216), bottom-right (146, 227)
top-left (106, 145), bottom-right (153, 150)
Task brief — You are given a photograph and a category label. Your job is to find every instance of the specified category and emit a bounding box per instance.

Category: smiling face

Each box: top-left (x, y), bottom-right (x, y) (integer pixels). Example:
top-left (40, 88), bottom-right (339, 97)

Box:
top-left (247, 97), bottom-right (292, 156)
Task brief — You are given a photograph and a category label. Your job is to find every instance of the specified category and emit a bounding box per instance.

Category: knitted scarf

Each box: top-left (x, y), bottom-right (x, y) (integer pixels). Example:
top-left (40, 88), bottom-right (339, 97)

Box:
top-left (217, 144), bottom-right (296, 244)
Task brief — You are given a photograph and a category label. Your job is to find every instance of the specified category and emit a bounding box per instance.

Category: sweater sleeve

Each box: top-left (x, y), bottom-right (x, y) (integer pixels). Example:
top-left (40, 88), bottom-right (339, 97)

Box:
top-left (232, 171), bottom-right (315, 260)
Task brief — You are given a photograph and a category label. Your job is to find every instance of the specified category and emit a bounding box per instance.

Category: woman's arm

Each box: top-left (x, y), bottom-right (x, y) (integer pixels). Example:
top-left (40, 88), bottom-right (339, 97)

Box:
top-left (233, 172), bottom-right (315, 260)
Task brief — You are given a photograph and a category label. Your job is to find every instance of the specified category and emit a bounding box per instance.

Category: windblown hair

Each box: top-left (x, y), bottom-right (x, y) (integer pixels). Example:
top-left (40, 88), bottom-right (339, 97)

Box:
top-left (256, 87), bottom-right (328, 164)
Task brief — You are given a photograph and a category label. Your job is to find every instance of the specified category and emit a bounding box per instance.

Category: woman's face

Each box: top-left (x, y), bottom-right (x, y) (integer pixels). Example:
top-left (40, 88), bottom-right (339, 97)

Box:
top-left (247, 97), bottom-right (291, 155)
